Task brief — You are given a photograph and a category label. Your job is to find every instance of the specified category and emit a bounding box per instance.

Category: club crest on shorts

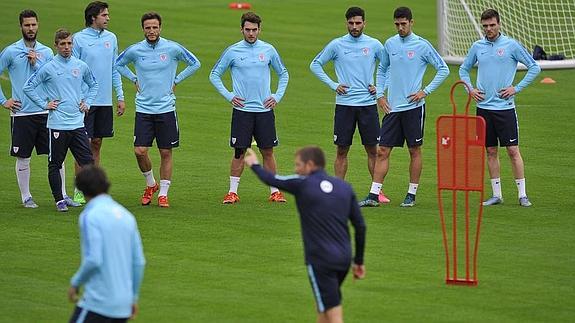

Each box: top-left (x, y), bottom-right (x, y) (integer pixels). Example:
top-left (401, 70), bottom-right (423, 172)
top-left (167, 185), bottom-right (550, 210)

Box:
top-left (12, 146), bottom-right (19, 153)
top-left (258, 53), bottom-right (265, 61)
top-left (231, 137), bottom-right (237, 144)
top-left (53, 132), bottom-right (60, 139)
top-left (333, 134), bottom-right (337, 142)
top-left (362, 47), bottom-right (369, 56)
top-left (71, 69), bottom-right (80, 77)
top-left (496, 48), bottom-right (505, 56)
top-left (159, 53), bottom-right (168, 61)
top-left (407, 50), bottom-right (415, 59)
top-left (320, 180), bottom-right (334, 193)
top-left (104, 41), bottom-right (111, 49)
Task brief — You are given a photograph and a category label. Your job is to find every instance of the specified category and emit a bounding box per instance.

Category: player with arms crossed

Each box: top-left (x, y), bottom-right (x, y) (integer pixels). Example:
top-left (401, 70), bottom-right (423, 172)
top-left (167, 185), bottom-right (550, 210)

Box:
top-left (116, 12), bottom-right (201, 208)
top-left (210, 12), bottom-right (289, 204)
top-left (459, 9), bottom-right (540, 207)
top-left (359, 7), bottom-right (449, 207)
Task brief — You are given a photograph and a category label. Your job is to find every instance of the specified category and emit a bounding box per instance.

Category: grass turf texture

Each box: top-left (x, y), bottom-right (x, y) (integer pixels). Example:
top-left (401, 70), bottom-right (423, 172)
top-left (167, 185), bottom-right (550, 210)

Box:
top-left (0, 0), bottom-right (574, 321)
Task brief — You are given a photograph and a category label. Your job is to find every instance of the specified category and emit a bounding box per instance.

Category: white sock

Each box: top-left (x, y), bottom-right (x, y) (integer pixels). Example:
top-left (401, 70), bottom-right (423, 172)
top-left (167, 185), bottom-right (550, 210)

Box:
top-left (515, 178), bottom-right (527, 198)
top-left (229, 176), bottom-right (240, 193)
top-left (159, 180), bottom-right (171, 197)
top-left (408, 183), bottom-right (419, 195)
top-left (370, 182), bottom-right (382, 195)
top-left (491, 178), bottom-right (502, 198)
top-left (270, 186), bottom-right (279, 194)
top-left (60, 162), bottom-right (67, 197)
top-left (143, 170), bottom-right (156, 187)
top-left (16, 158), bottom-right (32, 202)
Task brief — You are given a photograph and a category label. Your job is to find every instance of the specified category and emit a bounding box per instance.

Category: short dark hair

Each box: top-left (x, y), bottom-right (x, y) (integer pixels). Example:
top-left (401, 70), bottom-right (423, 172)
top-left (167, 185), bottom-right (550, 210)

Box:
top-left (481, 9), bottom-right (500, 23)
top-left (75, 165), bottom-right (111, 198)
top-left (19, 9), bottom-right (38, 25)
top-left (394, 7), bottom-right (412, 21)
top-left (345, 7), bottom-right (365, 21)
top-left (241, 12), bottom-right (261, 28)
top-left (296, 146), bottom-right (326, 169)
top-left (54, 28), bottom-right (71, 44)
top-left (84, 1), bottom-right (108, 27)
top-left (141, 11), bottom-right (162, 27)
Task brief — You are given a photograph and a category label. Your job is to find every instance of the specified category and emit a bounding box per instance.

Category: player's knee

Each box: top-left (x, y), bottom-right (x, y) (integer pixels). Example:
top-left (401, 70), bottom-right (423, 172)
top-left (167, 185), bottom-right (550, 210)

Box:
top-left (336, 146), bottom-right (350, 157)
top-left (234, 148), bottom-right (246, 159)
top-left (134, 147), bottom-right (148, 157)
top-left (377, 146), bottom-right (391, 159)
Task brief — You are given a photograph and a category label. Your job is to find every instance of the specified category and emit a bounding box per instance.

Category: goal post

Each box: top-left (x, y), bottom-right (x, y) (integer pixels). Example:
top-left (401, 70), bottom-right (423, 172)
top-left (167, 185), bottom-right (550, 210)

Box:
top-left (437, 0), bottom-right (575, 69)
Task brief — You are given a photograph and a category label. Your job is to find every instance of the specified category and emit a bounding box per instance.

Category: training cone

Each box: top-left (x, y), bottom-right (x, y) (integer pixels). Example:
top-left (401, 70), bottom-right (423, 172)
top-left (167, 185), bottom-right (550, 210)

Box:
top-left (540, 77), bottom-right (556, 84)
top-left (229, 2), bottom-right (252, 9)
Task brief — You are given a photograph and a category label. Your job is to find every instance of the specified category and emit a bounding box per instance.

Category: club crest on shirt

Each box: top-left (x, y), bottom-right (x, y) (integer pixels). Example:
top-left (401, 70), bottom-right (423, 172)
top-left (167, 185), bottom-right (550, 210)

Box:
top-left (104, 41), bottom-right (111, 49)
top-left (53, 132), bottom-right (60, 139)
top-left (71, 68), bottom-right (80, 77)
top-left (159, 53), bottom-right (168, 61)
top-left (36, 52), bottom-right (42, 59)
top-left (320, 180), bottom-right (334, 193)
top-left (362, 47), bottom-right (370, 56)
top-left (497, 48), bottom-right (505, 56)
top-left (258, 53), bottom-right (265, 62)
top-left (407, 50), bottom-right (415, 59)
top-left (12, 146), bottom-right (19, 153)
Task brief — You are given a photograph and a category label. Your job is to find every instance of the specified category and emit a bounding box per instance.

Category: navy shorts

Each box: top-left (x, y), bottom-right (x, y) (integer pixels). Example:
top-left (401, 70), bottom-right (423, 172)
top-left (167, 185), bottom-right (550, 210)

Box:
top-left (48, 127), bottom-right (94, 167)
top-left (334, 104), bottom-right (380, 146)
top-left (379, 105), bottom-right (425, 147)
top-left (307, 264), bottom-right (349, 313)
top-left (69, 306), bottom-right (128, 323)
top-left (230, 109), bottom-right (278, 149)
top-left (134, 111), bottom-right (179, 149)
top-left (85, 105), bottom-right (114, 139)
top-left (476, 108), bottom-right (519, 147)
top-left (10, 114), bottom-right (49, 158)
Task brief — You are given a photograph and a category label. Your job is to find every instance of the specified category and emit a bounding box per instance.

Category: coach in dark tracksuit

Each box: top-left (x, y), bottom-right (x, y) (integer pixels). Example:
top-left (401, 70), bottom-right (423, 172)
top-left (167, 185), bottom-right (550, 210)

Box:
top-left (245, 146), bottom-right (366, 323)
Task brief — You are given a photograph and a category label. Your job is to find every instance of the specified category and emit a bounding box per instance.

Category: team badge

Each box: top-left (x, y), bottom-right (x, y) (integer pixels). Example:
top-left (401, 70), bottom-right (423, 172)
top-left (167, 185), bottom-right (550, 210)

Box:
top-left (104, 41), bottom-right (111, 49)
top-left (12, 146), bottom-right (19, 153)
top-left (497, 48), bottom-right (505, 56)
top-left (407, 50), bottom-right (415, 59)
top-left (160, 53), bottom-right (168, 61)
top-left (71, 68), bottom-right (80, 77)
top-left (333, 134), bottom-right (337, 142)
top-left (320, 180), bottom-right (334, 193)
top-left (36, 53), bottom-right (42, 59)
top-left (362, 47), bottom-right (370, 56)
top-left (258, 53), bottom-right (265, 61)
top-left (231, 137), bottom-right (237, 144)
top-left (53, 132), bottom-right (60, 139)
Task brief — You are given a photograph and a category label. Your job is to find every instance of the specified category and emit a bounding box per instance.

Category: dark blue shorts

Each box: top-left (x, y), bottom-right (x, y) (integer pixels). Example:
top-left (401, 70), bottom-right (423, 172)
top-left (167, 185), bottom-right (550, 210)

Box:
top-left (306, 264), bottom-right (349, 313)
top-left (85, 105), bottom-right (114, 139)
top-left (230, 109), bottom-right (278, 149)
top-left (333, 104), bottom-right (380, 146)
top-left (134, 111), bottom-right (179, 149)
top-left (476, 108), bottom-right (519, 147)
top-left (379, 105), bottom-right (425, 147)
top-left (69, 306), bottom-right (128, 323)
top-left (10, 114), bottom-right (49, 158)
top-left (48, 127), bottom-right (94, 167)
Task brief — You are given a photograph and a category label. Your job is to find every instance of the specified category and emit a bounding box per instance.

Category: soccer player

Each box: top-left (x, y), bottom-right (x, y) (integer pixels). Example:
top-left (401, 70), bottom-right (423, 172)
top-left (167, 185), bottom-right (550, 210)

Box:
top-left (210, 12), bottom-right (289, 204)
top-left (23, 28), bottom-right (98, 212)
top-left (116, 12), bottom-right (200, 208)
top-left (71, 1), bottom-right (125, 204)
top-left (310, 6), bottom-right (390, 204)
top-left (0, 10), bottom-right (55, 208)
top-left (359, 7), bottom-right (449, 207)
top-left (244, 146), bottom-right (366, 323)
top-left (68, 165), bottom-right (146, 323)
top-left (459, 9), bottom-right (541, 207)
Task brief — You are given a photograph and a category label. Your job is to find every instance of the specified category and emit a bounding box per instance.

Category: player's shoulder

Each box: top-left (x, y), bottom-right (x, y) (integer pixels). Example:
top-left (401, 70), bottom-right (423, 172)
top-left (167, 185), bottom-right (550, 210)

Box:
top-left (384, 34), bottom-right (400, 46)
top-left (1, 40), bottom-right (22, 55)
top-left (256, 39), bottom-right (277, 51)
top-left (35, 41), bottom-right (53, 53)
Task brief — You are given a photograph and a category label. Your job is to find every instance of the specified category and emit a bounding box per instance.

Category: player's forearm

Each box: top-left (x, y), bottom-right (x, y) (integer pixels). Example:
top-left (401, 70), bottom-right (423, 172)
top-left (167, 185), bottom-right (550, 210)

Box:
top-left (353, 225), bottom-right (366, 265)
top-left (175, 62), bottom-right (200, 85)
top-left (209, 72), bottom-right (234, 101)
top-left (424, 65), bottom-right (450, 95)
top-left (310, 61), bottom-right (338, 90)
top-left (515, 64), bottom-right (541, 93)
top-left (70, 260), bottom-right (100, 287)
top-left (132, 263), bottom-right (145, 302)
top-left (273, 70), bottom-right (289, 102)
top-left (116, 64), bottom-right (137, 83)
top-left (23, 82), bottom-right (45, 109)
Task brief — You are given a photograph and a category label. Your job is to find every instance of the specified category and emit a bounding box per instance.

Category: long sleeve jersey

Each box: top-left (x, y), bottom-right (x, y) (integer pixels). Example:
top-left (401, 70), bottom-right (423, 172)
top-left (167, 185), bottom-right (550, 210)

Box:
top-left (71, 194), bottom-right (146, 319)
top-left (115, 37), bottom-right (201, 114)
top-left (310, 33), bottom-right (384, 106)
top-left (73, 27), bottom-right (124, 105)
top-left (251, 165), bottom-right (366, 270)
top-left (376, 32), bottom-right (449, 112)
top-left (23, 55), bottom-right (98, 130)
top-left (459, 33), bottom-right (541, 110)
top-left (210, 39), bottom-right (289, 113)
top-left (0, 39), bottom-right (53, 115)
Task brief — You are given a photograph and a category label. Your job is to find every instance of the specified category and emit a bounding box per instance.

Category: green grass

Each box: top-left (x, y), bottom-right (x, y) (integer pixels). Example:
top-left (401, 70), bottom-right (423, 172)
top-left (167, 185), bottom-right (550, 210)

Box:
top-left (1, 0), bottom-right (574, 322)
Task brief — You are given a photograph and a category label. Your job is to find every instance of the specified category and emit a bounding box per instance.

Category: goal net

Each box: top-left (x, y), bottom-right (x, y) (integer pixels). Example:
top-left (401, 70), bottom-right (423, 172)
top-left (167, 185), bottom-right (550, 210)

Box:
top-left (437, 0), bottom-right (575, 69)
